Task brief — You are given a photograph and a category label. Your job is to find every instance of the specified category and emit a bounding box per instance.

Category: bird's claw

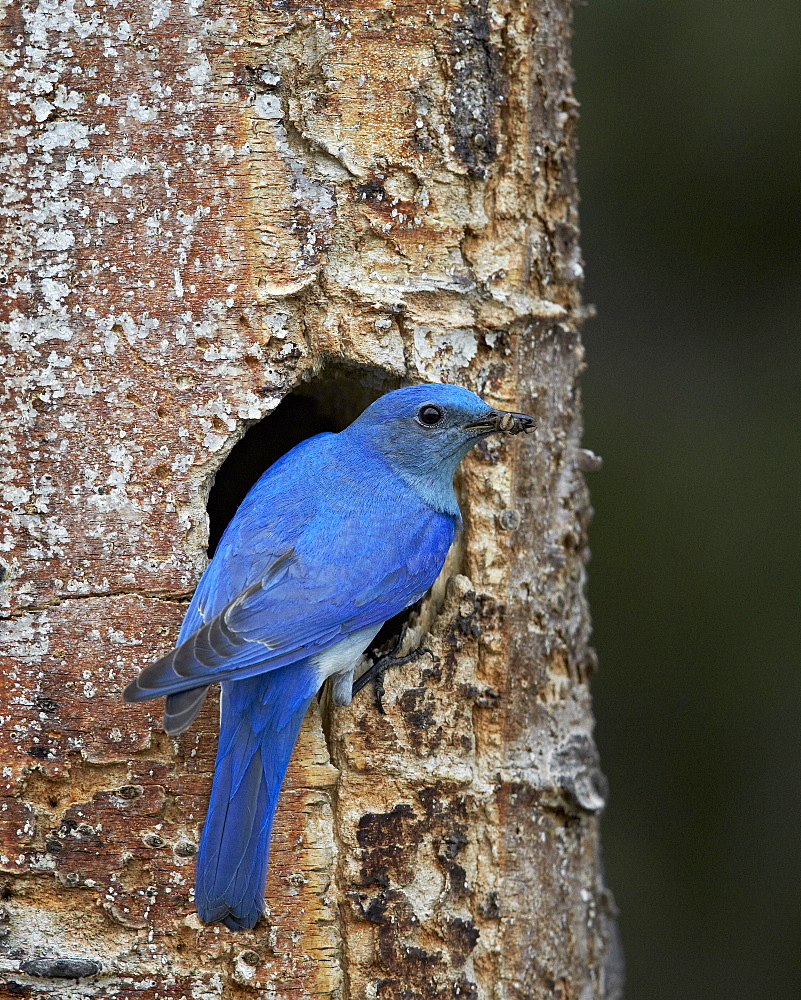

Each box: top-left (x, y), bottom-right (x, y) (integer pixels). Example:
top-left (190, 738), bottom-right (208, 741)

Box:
top-left (351, 626), bottom-right (437, 713)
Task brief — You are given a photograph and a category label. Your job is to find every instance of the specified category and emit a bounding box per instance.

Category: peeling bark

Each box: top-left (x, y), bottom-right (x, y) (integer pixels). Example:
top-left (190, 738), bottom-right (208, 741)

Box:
top-left (0, 1), bottom-right (620, 997)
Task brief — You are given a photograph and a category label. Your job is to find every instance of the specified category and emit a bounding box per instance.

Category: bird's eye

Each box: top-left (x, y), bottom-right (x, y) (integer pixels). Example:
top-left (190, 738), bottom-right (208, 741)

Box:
top-left (417, 404), bottom-right (444, 426)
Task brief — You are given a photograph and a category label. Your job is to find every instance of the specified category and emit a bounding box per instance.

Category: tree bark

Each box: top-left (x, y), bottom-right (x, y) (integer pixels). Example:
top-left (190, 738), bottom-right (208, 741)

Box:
top-left (0, 1), bottom-right (621, 998)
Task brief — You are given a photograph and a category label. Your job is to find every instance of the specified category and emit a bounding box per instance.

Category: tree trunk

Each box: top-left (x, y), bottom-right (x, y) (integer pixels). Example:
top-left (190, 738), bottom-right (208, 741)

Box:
top-left (0, 1), bottom-right (621, 998)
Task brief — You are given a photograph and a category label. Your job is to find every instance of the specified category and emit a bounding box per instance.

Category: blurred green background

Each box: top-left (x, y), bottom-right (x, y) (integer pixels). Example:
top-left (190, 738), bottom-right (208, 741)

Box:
top-left (572, 1), bottom-right (800, 997)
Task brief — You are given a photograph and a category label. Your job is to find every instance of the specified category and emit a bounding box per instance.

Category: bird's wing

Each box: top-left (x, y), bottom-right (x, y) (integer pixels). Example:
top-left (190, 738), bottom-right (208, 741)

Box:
top-left (175, 431), bottom-right (339, 643)
top-left (124, 511), bottom-right (453, 703)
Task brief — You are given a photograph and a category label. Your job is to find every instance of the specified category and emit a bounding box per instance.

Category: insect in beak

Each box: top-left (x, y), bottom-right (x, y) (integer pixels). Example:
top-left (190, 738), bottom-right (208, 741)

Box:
top-left (465, 410), bottom-right (536, 436)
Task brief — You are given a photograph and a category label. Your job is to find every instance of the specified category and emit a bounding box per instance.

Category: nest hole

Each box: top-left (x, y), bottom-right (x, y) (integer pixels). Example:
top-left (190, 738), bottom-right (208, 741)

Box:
top-left (207, 370), bottom-right (400, 556)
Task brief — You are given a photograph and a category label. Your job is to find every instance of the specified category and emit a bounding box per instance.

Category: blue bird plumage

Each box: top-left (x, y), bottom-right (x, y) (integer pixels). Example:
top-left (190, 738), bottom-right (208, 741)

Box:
top-left (123, 383), bottom-right (533, 929)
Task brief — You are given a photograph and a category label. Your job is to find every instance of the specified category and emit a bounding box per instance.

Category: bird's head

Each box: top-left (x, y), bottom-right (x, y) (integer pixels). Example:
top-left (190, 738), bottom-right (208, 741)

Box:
top-left (346, 383), bottom-right (535, 513)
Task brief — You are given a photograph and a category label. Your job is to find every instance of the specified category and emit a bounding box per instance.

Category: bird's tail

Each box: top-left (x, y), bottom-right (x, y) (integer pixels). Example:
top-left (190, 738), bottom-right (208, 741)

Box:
top-left (194, 663), bottom-right (318, 930)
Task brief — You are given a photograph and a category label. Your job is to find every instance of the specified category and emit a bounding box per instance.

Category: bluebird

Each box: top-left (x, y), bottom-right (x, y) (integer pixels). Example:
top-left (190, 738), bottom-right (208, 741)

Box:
top-left (123, 383), bottom-right (534, 930)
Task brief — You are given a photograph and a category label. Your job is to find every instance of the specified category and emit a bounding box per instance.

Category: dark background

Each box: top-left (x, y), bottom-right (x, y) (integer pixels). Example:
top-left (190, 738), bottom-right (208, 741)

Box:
top-left (572, 1), bottom-right (799, 997)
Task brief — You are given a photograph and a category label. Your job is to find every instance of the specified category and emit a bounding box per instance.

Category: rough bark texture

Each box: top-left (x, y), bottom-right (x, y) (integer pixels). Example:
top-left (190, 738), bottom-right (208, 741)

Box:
top-left (0, 1), bottom-right (621, 998)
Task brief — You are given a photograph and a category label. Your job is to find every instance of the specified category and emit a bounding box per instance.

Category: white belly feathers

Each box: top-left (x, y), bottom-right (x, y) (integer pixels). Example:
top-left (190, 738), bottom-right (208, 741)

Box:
top-left (312, 623), bottom-right (383, 707)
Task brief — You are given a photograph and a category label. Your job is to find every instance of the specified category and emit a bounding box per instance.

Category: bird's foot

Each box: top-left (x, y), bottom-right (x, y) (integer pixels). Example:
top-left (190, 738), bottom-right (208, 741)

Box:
top-left (352, 626), bottom-right (437, 713)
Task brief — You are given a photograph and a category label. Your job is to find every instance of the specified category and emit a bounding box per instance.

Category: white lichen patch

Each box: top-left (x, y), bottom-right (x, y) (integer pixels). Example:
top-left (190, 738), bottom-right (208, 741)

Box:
top-left (411, 325), bottom-right (478, 377)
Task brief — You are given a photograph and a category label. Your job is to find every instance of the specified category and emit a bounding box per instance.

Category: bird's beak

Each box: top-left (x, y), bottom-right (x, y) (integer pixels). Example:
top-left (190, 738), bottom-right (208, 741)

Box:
top-left (465, 409), bottom-right (536, 436)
